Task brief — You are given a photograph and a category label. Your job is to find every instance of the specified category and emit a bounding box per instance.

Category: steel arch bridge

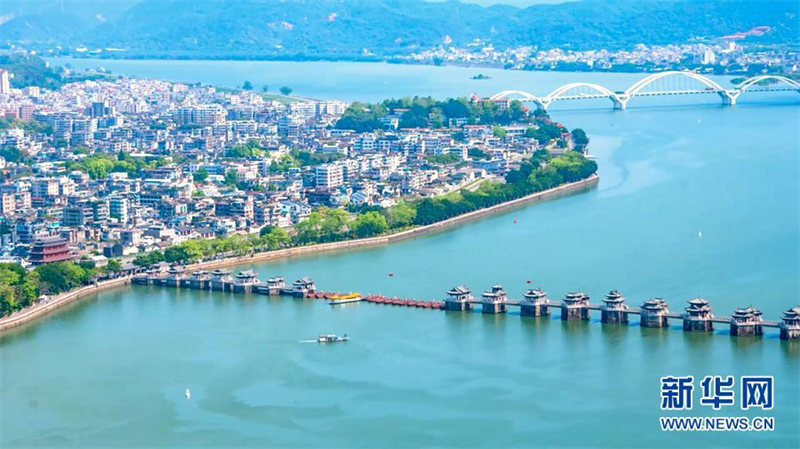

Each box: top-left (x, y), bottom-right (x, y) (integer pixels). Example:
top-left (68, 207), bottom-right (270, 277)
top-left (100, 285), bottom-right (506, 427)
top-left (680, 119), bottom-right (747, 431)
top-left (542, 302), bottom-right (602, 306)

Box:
top-left (488, 71), bottom-right (800, 110)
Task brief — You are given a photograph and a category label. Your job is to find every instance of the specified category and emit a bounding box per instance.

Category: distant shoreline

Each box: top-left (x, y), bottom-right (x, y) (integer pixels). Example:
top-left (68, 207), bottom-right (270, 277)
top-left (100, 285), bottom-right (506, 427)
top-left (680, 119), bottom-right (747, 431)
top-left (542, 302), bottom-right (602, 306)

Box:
top-left (49, 54), bottom-right (712, 76)
top-left (0, 175), bottom-right (598, 333)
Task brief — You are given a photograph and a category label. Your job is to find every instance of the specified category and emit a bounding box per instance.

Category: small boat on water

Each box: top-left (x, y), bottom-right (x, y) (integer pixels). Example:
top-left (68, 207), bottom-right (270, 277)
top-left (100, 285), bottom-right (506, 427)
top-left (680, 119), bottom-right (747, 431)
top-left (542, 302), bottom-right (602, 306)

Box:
top-left (185, 388), bottom-right (191, 399)
top-left (317, 334), bottom-right (349, 343)
top-left (328, 293), bottom-right (363, 305)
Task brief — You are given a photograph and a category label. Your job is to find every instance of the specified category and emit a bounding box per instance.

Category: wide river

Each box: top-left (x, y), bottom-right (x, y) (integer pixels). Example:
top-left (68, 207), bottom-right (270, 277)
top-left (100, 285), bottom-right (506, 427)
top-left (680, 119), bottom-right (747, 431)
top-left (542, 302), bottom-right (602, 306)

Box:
top-left (2, 60), bottom-right (799, 448)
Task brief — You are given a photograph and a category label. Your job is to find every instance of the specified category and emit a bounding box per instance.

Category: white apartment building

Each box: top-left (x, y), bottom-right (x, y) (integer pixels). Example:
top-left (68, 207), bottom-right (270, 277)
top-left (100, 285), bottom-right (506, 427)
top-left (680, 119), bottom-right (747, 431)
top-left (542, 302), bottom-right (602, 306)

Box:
top-left (315, 163), bottom-right (344, 189)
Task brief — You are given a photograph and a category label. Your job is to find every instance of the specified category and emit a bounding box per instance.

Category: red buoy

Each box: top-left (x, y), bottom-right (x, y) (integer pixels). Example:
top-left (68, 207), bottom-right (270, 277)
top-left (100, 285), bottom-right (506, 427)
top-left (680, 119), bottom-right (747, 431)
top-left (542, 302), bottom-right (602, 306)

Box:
top-left (388, 273), bottom-right (394, 277)
top-left (527, 280), bottom-right (532, 284)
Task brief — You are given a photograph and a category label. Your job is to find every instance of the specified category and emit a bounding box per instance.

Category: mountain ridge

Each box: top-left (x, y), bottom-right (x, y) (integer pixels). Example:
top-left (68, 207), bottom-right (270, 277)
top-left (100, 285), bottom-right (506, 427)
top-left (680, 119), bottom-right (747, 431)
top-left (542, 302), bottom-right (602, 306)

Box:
top-left (1, 0), bottom-right (797, 59)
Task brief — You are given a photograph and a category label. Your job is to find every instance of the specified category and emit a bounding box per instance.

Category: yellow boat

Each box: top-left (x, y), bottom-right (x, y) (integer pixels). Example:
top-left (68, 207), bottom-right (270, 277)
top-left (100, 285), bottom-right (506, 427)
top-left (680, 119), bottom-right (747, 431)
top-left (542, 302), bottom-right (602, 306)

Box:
top-left (328, 293), bottom-right (363, 305)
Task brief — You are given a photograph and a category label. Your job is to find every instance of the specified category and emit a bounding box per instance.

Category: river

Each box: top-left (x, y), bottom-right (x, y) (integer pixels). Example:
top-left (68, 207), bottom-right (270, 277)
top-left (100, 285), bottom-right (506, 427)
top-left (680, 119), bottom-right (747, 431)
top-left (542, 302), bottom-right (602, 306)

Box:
top-left (1, 60), bottom-right (799, 448)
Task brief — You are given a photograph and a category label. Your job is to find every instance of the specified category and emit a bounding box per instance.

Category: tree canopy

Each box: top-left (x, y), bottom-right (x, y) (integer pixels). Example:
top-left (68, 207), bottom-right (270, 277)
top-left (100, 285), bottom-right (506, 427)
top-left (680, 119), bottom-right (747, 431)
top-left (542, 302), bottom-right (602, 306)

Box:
top-left (335, 96), bottom-right (535, 132)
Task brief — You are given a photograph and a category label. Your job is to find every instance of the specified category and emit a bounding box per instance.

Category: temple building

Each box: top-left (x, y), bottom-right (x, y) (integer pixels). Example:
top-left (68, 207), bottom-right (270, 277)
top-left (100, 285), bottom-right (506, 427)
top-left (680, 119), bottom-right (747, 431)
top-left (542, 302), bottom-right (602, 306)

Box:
top-left (600, 290), bottom-right (629, 324)
top-left (640, 298), bottom-right (670, 327)
top-left (445, 285), bottom-right (472, 311)
top-left (730, 305), bottom-right (763, 337)
top-left (481, 284), bottom-right (507, 314)
top-left (28, 236), bottom-right (73, 265)
top-left (683, 298), bottom-right (714, 332)
top-left (520, 288), bottom-right (549, 317)
top-left (561, 292), bottom-right (590, 321)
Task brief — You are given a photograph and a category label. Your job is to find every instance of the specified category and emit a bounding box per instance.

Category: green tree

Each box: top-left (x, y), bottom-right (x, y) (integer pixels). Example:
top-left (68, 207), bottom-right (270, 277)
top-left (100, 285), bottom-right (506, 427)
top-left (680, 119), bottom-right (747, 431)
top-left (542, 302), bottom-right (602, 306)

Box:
top-left (492, 125), bottom-right (507, 139)
top-left (32, 262), bottom-right (90, 294)
top-left (262, 84), bottom-right (269, 93)
top-left (106, 258), bottom-right (122, 273)
top-left (571, 128), bottom-right (589, 150)
top-left (133, 250), bottom-right (165, 267)
top-left (227, 140), bottom-right (264, 158)
top-left (468, 148), bottom-right (490, 160)
top-left (385, 203), bottom-right (417, 228)
top-left (350, 211), bottom-right (388, 238)
top-left (0, 263), bottom-right (24, 286)
top-left (0, 146), bottom-right (25, 163)
top-left (193, 168), bottom-right (209, 183)
top-left (224, 170), bottom-right (239, 187)
top-left (0, 285), bottom-right (19, 316)
top-left (525, 123), bottom-right (563, 145)
top-left (259, 226), bottom-right (291, 249)
top-left (279, 86), bottom-right (293, 96)
top-left (242, 80), bottom-right (253, 90)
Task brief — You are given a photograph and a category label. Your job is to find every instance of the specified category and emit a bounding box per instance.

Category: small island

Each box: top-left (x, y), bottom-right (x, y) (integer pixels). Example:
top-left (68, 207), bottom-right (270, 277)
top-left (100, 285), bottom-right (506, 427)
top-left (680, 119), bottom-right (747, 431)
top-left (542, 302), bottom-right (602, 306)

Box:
top-left (471, 73), bottom-right (492, 80)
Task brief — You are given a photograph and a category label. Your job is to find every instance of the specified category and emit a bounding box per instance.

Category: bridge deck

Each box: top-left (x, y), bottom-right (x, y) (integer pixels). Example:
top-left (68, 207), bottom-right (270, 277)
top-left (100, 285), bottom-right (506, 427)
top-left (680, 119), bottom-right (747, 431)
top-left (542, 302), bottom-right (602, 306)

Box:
top-left (441, 300), bottom-right (787, 329)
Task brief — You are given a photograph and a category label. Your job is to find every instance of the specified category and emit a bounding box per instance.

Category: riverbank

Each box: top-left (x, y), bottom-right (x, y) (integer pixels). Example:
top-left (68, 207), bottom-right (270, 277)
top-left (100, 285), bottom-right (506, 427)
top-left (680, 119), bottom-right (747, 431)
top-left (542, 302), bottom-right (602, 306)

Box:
top-left (52, 53), bottom-right (766, 77)
top-left (0, 175), bottom-right (598, 333)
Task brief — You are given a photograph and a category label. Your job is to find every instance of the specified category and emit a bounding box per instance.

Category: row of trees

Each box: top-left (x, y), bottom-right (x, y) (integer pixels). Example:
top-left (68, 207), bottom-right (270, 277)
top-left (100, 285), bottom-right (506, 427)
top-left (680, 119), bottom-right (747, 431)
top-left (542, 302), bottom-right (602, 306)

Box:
top-left (0, 260), bottom-right (120, 317)
top-left (133, 227), bottom-right (292, 266)
top-left (241, 81), bottom-right (293, 96)
top-left (63, 151), bottom-right (170, 180)
top-left (410, 150), bottom-right (596, 225)
top-left (335, 96), bottom-right (533, 133)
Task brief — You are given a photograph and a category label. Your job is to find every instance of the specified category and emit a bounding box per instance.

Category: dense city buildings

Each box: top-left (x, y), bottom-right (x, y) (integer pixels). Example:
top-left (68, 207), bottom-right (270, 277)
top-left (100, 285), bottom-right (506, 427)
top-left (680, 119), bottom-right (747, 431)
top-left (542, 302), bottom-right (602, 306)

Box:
top-left (0, 73), bottom-right (578, 269)
top-left (403, 41), bottom-right (799, 76)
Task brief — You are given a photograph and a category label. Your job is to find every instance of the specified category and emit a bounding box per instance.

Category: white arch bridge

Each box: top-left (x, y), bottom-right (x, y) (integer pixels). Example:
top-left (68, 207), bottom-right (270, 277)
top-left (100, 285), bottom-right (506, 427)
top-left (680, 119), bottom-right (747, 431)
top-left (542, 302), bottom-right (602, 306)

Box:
top-left (488, 72), bottom-right (800, 110)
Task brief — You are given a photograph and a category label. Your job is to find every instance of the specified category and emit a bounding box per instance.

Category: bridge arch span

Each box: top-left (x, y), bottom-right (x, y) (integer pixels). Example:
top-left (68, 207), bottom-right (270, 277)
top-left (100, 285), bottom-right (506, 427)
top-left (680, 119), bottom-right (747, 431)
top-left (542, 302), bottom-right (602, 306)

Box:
top-left (734, 75), bottom-right (800, 93)
top-left (543, 82), bottom-right (624, 109)
top-left (624, 71), bottom-right (728, 98)
top-left (488, 90), bottom-right (546, 108)
top-left (484, 72), bottom-right (799, 111)
top-left (489, 90), bottom-right (539, 101)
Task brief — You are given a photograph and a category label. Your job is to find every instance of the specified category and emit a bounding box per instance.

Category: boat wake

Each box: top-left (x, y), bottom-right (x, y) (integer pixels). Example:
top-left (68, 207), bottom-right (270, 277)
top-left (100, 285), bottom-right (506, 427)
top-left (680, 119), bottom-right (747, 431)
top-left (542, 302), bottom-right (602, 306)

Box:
top-left (298, 340), bottom-right (318, 343)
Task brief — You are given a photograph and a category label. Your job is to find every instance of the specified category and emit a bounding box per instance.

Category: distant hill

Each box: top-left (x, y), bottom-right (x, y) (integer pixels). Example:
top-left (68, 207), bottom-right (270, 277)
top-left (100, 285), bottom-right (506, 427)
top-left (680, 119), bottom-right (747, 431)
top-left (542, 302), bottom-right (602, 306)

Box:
top-left (0, 0), bottom-right (139, 44)
top-left (1, 0), bottom-right (797, 59)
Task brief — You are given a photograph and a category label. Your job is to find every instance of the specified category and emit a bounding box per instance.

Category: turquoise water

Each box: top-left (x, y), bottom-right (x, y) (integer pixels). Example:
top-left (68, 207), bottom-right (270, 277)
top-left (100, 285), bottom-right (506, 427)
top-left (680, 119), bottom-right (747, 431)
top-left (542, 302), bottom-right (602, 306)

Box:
top-left (2, 61), bottom-right (799, 448)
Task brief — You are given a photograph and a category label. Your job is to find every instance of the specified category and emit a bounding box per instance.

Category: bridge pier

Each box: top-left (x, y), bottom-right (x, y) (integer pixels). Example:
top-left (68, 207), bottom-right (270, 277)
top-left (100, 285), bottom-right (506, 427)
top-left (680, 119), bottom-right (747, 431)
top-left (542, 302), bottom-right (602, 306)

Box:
top-left (481, 285), bottom-right (507, 314)
top-left (445, 285), bottom-right (472, 311)
top-left (561, 292), bottom-right (590, 321)
top-left (683, 298), bottom-right (714, 332)
top-left (232, 270), bottom-right (259, 294)
top-left (779, 307), bottom-right (800, 340)
top-left (164, 266), bottom-right (185, 288)
top-left (720, 91), bottom-right (737, 106)
top-left (520, 288), bottom-right (550, 317)
top-left (187, 270), bottom-right (209, 289)
top-left (210, 269), bottom-right (233, 291)
top-left (600, 290), bottom-right (629, 324)
top-left (730, 306), bottom-right (763, 337)
top-left (640, 298), bottom-right (670, 327)
top-left (612, 97), bottom-right (627, 110)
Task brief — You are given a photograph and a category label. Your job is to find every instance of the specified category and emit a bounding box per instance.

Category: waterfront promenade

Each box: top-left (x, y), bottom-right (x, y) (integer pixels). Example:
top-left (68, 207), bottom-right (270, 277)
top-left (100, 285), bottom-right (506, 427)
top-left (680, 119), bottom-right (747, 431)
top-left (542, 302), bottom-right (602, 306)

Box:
top-left (0, 175), bottom-right (598, 332)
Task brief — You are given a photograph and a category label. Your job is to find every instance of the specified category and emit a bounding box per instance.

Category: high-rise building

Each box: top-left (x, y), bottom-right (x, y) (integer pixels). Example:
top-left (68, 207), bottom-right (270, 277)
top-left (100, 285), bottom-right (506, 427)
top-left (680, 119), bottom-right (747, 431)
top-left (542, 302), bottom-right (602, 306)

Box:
top-left (18, 104), bottom-right (36, 121)
top-left (89, 101), bottom-right (114, 118)
top-left (0, 69), bottom-right (10, 94)
top-left (174, 106), bottom-right (225, 126)
top-left (109, 196), bottom-right (129, 223)
top-left (0, 193), bottom-right (15, 215)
